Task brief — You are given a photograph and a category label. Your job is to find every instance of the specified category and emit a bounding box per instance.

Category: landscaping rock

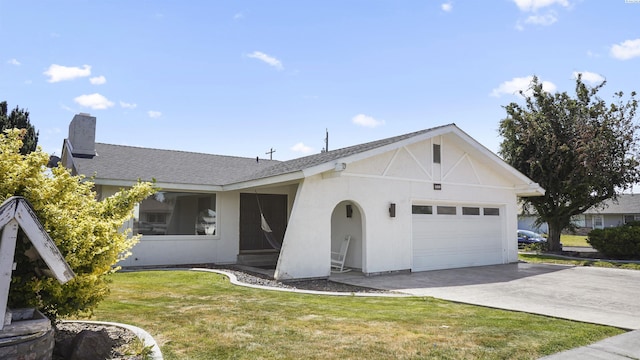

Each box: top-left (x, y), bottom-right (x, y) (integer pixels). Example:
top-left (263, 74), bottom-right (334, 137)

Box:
top-left (53, 323), bottom-right (140, 360)
top-left (69, 329), bottom-right (114, 360)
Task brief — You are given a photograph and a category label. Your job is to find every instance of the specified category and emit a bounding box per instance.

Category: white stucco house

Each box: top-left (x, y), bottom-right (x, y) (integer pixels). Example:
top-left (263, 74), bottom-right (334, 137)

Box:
top-left (61, 113), bottom-right (544, 280)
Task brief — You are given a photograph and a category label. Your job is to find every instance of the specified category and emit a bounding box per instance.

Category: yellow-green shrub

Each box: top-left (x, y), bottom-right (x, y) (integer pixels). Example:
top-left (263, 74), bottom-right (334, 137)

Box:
top-left (1, 129), bottom-right (155, 319)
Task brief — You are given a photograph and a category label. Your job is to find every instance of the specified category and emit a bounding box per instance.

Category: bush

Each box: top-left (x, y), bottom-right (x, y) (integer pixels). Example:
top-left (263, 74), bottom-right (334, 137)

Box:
top-left (1, 129), bottom-right (155, 319)
top-left (587, 222), bottom-right (640, 260)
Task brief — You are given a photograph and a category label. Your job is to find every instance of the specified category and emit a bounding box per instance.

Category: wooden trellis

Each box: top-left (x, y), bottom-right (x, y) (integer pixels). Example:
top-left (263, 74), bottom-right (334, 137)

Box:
top-left (0, 196), bottom-right (75, 331)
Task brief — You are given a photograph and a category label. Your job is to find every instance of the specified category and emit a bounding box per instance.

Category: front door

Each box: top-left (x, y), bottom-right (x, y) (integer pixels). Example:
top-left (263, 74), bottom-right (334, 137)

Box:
top-left (239, 193), bottom-right (287, 252)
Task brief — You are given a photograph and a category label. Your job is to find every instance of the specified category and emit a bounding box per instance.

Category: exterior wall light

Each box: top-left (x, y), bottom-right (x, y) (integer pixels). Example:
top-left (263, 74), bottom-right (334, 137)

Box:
top-left (334, 162), bottom-right (346, 172)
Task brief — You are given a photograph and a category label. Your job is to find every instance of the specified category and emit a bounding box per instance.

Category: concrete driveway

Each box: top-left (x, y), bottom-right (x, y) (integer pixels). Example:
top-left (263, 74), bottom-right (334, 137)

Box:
top-left (331, 263), bottom-right (640, 330)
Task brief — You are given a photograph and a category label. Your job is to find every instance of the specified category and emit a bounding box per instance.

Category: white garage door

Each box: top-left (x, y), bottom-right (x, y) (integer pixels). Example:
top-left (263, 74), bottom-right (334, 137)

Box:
top-left (412, 204), bottom-right (504, 272)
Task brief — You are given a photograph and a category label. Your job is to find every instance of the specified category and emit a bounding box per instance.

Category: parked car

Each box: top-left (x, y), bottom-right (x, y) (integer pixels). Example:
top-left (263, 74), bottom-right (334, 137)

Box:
top-left (517, 230), bottom-right (546, 246)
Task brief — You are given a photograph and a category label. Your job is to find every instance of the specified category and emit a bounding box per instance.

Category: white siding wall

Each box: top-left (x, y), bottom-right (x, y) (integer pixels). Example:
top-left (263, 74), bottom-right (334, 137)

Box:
top-left (100, 185), bottom-right (239, 267)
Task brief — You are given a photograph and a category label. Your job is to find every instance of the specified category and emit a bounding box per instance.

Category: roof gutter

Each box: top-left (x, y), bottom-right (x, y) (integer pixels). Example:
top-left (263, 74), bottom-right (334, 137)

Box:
top-left (222, 171), bottom-right (305, 191)
top-left (92, 178), bottom-right (224, 192)
top-left (515, 183), bottom-right (546, 197)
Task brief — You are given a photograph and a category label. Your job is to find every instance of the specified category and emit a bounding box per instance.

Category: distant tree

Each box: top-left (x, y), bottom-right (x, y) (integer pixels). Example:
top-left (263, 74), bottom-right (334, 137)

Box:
top-left (499, 75), bottom-right (640, 252)
top-left (0, 101), bottom-right (39, 154)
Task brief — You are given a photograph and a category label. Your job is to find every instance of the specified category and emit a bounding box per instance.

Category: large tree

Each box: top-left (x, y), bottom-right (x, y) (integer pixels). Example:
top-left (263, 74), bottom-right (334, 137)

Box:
top-left (499, 75), bottom-right (640, 251)
top-left (1, 101), bottom-right (39, 154)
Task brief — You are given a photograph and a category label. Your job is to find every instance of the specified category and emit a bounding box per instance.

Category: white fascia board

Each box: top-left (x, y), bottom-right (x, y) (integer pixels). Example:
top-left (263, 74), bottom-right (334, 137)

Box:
top-left (93, 178), bottom-right (223, 192)
top-left (222, 171), bottom-right (304, 191)
top-left (515, 184), bottom-right (546, 197)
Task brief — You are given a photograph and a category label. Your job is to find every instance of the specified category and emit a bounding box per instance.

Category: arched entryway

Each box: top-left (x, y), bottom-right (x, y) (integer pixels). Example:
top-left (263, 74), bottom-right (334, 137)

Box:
top-left (330, 200), bottom-right (364, 271)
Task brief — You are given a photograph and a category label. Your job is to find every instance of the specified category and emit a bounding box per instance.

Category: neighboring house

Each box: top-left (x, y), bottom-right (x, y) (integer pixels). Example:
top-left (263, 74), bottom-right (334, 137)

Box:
top-left (62, 113), bottom-right (544, 280)
top-left (518, 194), bottom-right (640, 235)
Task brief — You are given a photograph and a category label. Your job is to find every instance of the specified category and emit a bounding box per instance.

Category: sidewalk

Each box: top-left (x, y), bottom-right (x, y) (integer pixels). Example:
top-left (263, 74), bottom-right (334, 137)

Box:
top-left (539, 329), bottom-right (640, 359)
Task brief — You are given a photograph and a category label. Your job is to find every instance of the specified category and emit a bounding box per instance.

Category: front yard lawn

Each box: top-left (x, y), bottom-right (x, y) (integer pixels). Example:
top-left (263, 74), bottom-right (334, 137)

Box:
top-left (519, 253), bottom-right (640, 270)
top-left (560, 234), bottom-right (590, 247)
top-left (83, 270), bottom-right (623, 360)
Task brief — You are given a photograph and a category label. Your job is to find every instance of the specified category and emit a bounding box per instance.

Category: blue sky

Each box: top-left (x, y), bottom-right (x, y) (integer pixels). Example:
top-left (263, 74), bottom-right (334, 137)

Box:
top-left (1, 0), bottom-right (639, 160)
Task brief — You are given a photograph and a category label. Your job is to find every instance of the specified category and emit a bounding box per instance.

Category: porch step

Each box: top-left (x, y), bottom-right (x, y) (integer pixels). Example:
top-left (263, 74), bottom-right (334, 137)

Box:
top-left (237, 253), bottom-right (279, 267)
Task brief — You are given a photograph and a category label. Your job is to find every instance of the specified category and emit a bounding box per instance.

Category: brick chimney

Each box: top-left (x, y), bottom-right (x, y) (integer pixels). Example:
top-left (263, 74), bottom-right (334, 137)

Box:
top-left (68, 113), bottom-right (96, 158)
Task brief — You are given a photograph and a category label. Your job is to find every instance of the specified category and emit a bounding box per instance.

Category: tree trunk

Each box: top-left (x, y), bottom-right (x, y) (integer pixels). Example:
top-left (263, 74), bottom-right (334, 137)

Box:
top-left (546, 221), bottom-right (564, 252)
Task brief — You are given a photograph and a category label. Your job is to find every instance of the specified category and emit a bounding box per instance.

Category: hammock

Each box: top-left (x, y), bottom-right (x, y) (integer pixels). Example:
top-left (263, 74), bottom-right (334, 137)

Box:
top-left (257, 195), bottom-right (282, 250)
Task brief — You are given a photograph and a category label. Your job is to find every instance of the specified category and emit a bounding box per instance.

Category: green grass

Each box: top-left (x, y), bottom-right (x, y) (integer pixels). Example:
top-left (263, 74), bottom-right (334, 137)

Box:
top-left (560, 234), bottom-right (590, 247)
top-left (519, 253), bottom-right (640, 270)
top-left (79, 270), bottom-right (624, 360)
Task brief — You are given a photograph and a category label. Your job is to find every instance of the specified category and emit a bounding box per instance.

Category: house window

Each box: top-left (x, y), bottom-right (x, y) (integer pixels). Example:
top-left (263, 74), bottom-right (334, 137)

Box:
top-left (571, 215), bottom-right (586, 227)
top-left (484, 207), bottom-right (500, 216)
top-left (412, 205), bottom-right (433, 214)
top-left (623, 215), bottom-right (640, 224)
top-left (433, 144), bottom-right (441, 164)
top-left (462, 207), bottom-right (480, 215)
top-left (593, 215), bottom-right (604, 229)
top-left (134, 192), bottom-right (217, 236)
top-left (437, 206), bottom-right (456, 215)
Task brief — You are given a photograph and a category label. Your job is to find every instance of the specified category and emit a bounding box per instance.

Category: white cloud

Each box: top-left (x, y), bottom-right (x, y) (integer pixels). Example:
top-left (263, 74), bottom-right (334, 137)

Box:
top-left (610, 38), bottom-right (640, 60)
top-left (513, 0), bottom-right (569, 12)
top-left (7, 58), bottom-right (20, 66)
top-left (120, 101), bottom-right (137, 109)
top-left (89, 75), bottom-right (106, 85)
top-left (74, 93), bottom-right (114, 110)
top-left (441, 2), bottom-right (453, 12)
top-left (352, 114), bottom-right (385, 128)
top-left (148, 110), bottom-right (162, 118)
top-left (44, 64), bottom-right (91, 83)
top-left (233, 12), bottom-right (244, 20)
top-left (572, 71), bottom-right (605, 85)
top-left (490, 76), bottom-right (556, 98)
top-left (247, 51), bottom-right (283, 70)
top-left (291, 142), bottom-right (313, 154)
top-left (524, 12), bottom-right (557, 26)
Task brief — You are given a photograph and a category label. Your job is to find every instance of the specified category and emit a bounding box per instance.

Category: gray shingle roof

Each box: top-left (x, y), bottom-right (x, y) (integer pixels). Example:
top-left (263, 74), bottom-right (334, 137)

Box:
top-left (585, 194), bottom-right (640, 214)
top-left (71, 143), bottom-right (280, 186)
top-left (71, 124), bottom-right (453, 187)
top-left (234, 124), bottom-right (453, 183)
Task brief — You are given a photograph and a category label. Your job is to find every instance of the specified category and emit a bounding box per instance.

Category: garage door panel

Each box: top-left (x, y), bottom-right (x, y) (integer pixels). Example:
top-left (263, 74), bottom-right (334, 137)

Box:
top-left (412, 206), bottom-right (504, 272)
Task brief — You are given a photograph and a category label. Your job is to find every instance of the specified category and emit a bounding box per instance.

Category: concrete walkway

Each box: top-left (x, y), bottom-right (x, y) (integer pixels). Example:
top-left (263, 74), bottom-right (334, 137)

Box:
top-left (540, 329), bottom-right (640, 359)
top-left (330, 263), bottom-right (640, 359)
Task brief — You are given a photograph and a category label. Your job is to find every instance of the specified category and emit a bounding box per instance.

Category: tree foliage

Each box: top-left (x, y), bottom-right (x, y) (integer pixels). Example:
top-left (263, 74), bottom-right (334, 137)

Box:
top-left (0, 101), bottom-right (39, 154)
top-left (499, 75), bottom-right (640, 251)
top-left (0, 129), bottom-right (155, 319)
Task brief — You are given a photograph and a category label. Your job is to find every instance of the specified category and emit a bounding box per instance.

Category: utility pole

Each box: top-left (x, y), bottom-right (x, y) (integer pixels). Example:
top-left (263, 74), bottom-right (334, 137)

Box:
top-left (265, 148), bottom-right (276, 160)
